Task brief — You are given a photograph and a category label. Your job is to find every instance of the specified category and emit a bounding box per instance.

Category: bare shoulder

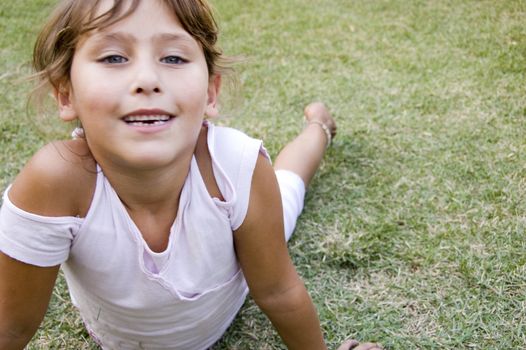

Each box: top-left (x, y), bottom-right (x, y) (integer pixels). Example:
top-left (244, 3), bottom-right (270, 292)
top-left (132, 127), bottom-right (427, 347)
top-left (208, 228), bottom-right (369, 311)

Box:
top-left (9, 139), bottom-right (96, 217)
top-left (234, 152), bottom-right (298, 300)
top-left (235, 152), bottom-right (283, 242)
top-left (240, 152), bottom-right (281, 229)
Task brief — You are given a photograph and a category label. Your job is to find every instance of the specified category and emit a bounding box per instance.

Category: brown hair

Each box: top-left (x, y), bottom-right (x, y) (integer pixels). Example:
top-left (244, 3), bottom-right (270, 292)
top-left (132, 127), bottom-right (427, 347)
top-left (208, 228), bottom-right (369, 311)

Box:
top-left (32, 0), bottom-right (227, 95)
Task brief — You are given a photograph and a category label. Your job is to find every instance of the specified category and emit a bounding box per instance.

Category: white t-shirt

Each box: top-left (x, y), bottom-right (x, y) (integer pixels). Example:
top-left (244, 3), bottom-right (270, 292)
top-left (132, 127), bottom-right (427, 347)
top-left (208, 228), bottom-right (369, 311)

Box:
top-left (0, 122), bottom-right (266, 350)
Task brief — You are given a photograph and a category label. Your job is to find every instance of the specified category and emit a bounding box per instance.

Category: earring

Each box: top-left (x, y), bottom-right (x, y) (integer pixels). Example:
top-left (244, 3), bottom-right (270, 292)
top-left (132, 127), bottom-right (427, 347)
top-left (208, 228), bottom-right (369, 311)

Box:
top-left (71, 121), bottom-right (85, 139)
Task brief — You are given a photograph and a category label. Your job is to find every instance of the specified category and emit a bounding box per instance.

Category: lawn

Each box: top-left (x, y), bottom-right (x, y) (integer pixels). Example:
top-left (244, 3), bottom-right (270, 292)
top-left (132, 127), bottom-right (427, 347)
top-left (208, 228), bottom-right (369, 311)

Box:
top-left (1, 0), bottom-right (525, 349)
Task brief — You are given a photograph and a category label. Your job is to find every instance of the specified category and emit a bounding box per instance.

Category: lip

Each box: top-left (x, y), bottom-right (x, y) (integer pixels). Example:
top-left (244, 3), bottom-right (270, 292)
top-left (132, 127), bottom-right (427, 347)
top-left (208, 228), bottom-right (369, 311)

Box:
top-left (123, 108), bottom-right (175, 119)
top-left (122, 108), bottom-right (176, 133)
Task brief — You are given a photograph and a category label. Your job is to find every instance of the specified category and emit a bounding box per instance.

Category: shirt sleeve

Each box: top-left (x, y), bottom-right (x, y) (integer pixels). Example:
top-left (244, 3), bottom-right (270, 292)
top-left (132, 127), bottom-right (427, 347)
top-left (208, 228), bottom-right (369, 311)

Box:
top-left (0, 187), bottom-right (82, 267)
top-left (209, 125), bottom-right (269, 231)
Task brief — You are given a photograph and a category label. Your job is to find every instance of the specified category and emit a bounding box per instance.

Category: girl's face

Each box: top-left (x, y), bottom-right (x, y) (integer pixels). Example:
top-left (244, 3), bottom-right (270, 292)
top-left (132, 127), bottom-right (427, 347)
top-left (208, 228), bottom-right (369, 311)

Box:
top-left (58, 0), bottom-right (220, 171)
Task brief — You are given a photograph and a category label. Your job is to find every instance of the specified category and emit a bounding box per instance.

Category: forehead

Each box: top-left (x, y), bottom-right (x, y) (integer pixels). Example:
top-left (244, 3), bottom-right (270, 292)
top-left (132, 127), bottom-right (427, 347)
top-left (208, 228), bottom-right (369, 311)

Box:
top-left (91, 0), bottom-right (179, 27)
top-left (79, 0), bottom-right (196, 45)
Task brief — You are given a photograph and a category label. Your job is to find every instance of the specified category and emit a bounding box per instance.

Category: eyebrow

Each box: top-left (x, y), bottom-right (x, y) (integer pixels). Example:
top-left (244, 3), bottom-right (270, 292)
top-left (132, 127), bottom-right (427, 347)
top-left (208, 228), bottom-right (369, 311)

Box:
top-left (155, 33), bottom-right (197, 45)
top-left (89, 31), bottom-right (197, 48)
top-left (90, 32), bottom-right (136, 46)
top-left (153, 33), bottom-right (201, 52)
top-left (81, 32), bottom-right (133, 53)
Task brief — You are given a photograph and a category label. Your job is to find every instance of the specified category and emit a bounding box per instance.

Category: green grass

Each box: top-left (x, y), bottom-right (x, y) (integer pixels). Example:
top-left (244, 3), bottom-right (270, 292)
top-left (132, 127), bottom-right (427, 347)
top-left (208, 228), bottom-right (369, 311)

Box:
top-left (1, 0), bottom-right (525, 349)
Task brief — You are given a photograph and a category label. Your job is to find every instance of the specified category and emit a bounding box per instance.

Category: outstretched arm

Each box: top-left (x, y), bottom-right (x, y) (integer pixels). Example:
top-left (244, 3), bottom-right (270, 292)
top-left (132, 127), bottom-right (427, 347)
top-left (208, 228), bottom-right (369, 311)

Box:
top-left (234, 104), bottom-right (382, 350)
top-left (0, 253), bottom-right (59, 349)
top-left (0, 141), bottom-right (94, 349)
top-left (234, 153), bottom-right (327, 349)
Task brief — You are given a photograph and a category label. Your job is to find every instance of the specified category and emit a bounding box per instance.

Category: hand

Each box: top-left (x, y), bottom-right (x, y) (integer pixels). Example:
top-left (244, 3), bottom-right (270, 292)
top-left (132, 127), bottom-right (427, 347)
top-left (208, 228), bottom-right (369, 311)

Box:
top-left (337, 339), bottom-right (383, 350)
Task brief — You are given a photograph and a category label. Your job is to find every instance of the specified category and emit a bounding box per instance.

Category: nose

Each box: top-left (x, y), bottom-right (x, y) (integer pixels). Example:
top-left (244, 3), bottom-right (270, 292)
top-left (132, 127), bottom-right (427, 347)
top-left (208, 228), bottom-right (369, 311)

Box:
top-left (130, 60), bottom-right (162, 95)
top-left (135, 86), bottom-right (161, 94)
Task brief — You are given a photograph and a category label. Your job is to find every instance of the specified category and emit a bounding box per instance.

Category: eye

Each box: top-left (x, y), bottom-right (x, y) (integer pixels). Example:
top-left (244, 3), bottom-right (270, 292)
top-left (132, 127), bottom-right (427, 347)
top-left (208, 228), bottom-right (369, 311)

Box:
top-left (99, 55), bottom-right (128, 64)
top-left (161, 55), bottom-right (187, 65)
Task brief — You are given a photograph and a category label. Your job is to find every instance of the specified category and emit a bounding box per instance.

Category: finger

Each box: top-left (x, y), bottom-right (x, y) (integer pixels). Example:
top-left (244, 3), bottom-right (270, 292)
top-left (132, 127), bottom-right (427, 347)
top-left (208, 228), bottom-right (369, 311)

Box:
top-left (354, 342), bottom-right (383, 350)
top-left (336, 339), bottom-right (360, 350)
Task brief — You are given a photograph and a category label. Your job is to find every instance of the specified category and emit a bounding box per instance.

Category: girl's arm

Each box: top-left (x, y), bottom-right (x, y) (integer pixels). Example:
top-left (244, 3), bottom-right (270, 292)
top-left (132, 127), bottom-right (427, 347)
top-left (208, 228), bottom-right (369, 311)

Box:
top-left (234, 153), bottom-right (327, 350)
top-left (0, 141), bottom-right (94, 349)
top-left (0, 253), bottom-right (59, 349)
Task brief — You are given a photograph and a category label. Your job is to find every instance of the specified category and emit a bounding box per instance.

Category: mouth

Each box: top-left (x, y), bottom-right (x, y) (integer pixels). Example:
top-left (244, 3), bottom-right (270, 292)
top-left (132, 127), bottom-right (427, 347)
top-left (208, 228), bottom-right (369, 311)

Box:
top-left (122, 113), bottom-right (175, 126)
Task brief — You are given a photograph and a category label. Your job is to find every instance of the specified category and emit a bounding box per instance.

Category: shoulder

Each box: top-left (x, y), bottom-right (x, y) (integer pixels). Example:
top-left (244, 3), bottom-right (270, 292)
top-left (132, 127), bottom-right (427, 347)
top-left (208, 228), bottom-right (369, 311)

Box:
top-left (210, 124), bottom-right (269, 177)
top-left (238, 152), bottom-right (282, 232)
top-left (8, 139), bottom-right (96, 217)
top-left (206, 124), bottom-right (272, 229)
top-left (233, 153), bottom-right (292, 296)
top-left (211, 125), bottom-right (264, 154)
top-left (212, 124), bottom-right (252, 140)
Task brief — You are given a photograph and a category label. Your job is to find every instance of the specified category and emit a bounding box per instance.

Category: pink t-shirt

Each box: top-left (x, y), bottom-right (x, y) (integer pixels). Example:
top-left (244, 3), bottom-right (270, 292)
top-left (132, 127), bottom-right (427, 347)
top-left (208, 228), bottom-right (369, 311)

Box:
top-left (0, 122), bottom-right (266, 349)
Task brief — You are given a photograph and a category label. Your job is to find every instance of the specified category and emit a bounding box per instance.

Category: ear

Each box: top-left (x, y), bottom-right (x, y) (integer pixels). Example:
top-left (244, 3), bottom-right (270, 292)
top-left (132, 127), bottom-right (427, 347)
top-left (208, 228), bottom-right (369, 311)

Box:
top-left (54, 84), bottom-right (77, 122)
top-left (204, 74), bottom-right (221, 118)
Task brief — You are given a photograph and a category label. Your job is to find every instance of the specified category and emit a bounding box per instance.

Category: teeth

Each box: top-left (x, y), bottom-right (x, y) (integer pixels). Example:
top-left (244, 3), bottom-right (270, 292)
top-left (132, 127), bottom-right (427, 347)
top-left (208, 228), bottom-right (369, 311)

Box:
top-left (128, 120), bottom-right (167, 126)
top-left (124, 115), bottom-right (171, 122)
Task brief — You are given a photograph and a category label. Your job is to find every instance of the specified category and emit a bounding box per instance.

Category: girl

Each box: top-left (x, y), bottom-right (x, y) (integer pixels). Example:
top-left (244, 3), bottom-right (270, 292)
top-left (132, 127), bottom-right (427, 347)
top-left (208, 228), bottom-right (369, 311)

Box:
top-left (0, 0), bottom-right (381, 349)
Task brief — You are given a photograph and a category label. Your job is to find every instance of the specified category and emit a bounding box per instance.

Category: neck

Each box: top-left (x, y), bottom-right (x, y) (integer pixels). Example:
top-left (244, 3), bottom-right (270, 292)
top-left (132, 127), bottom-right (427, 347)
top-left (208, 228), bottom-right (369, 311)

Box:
top-left (98, 154), bottom-right (194, 253)
top-left (98, 152), bottom-right (193, 214)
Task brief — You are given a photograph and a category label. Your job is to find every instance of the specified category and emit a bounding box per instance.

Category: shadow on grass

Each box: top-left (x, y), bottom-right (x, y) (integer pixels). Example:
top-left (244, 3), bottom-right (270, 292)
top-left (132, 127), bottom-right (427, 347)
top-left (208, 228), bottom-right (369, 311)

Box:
top-left (293, 132), bottom-right (419, 273)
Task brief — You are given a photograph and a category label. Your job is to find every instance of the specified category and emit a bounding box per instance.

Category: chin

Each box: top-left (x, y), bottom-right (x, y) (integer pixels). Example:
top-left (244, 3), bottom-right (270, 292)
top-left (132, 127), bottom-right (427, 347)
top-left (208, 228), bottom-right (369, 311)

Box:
top-left (127, 150), bottom-right (189, 170)
top-left (127, 156), bottom-right (179, 170)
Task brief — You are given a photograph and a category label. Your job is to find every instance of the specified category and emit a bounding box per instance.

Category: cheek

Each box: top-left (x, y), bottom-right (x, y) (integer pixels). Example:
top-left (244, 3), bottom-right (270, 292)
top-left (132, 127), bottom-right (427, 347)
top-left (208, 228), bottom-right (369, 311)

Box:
top-left (71, 80), bottom-right (120, 115)
top-left (175, 73), bottom-right (210, 111)
top-left (69, 61), bottom-right (120, 112)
